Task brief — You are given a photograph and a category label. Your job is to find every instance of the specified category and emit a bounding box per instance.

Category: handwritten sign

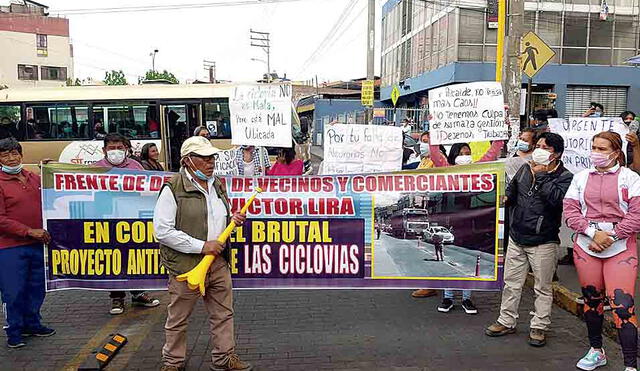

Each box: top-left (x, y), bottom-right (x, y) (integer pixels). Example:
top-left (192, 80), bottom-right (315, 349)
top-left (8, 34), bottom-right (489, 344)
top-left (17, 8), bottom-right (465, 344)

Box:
top-left (213, 149), bottom-right (238, 176)
top-left (321, 124), bottom-right (403, 175)
top-left (428, 81), bottom-right (506, 145)
top-left (549, 117), bottom-right (629, 174)
top-left (230, 84), bottom-right (293, 147)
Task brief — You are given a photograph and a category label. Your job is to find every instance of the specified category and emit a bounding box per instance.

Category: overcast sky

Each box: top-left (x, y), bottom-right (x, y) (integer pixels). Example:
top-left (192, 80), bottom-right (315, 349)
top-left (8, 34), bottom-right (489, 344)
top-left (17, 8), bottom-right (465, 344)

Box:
top-left (35, 0), bottom-right (382, 84)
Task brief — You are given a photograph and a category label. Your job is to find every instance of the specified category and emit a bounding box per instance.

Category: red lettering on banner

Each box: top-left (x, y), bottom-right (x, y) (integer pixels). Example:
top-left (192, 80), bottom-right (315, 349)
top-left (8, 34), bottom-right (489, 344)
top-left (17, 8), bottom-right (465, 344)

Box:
top-left (480, 173), bottom-right (495, 191)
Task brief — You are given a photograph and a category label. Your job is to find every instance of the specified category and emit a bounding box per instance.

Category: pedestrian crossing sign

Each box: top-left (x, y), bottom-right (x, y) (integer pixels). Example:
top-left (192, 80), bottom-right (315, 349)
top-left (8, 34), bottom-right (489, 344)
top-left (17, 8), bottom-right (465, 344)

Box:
top-left (391, 85), bottom-right (400, 107)
top-left (520, 31), bottom-right (555, 79)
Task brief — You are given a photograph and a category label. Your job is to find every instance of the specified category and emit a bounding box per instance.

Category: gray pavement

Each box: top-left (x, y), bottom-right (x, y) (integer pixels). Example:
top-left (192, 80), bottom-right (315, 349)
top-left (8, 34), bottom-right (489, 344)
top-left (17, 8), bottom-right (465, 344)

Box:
top-left (0, 288), bottom-right (626, 371)
top-left (374, 233), bottom-right (495, 279)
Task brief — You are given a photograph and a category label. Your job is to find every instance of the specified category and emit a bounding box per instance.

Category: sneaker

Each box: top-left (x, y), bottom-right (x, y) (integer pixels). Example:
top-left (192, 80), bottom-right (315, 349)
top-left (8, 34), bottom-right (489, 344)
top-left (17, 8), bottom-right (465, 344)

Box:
top-left (211, 353), bottom-right (252, 371)
top-left (7, 337), bottom-right (25, 349)
top-left (625, 368), bottom-right (637, 371)
top-left (575, 297), bottom-right (611, 311)
top-left (437, 298), bottom-right (454, 313)
top-left (132, 293), bottom-right (160, 308)
top-left (411, 289), bottom-right (437, 298)
top-left (110, 298), bottom-right (125, 315)
top-left (462, 299), bottom-right (478, 314)
top-left (576, 348), bottom-right (607, 370)
top-left (22, 326), bottom-right (56, 337)
top-left (485, 322), bottom-right (516, 337)
top-left (528, 328), bottom-right (546, 347)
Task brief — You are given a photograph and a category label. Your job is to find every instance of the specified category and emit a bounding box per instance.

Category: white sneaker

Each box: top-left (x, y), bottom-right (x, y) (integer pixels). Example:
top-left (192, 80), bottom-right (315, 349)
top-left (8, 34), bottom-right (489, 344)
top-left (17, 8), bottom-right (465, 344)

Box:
top-left (625, 367), bottom-right (637, 371)
top-left (577, 348), bottom-right (607, 371)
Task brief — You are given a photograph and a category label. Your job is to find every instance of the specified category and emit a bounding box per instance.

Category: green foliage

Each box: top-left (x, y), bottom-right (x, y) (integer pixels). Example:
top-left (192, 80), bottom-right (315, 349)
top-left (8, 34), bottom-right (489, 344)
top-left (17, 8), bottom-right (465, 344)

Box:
top-left (66, 78), bottom-right (82, 86)
top-left (0, 106), bottom-right (20, 121)
top-left (103, 70), bottom-right (128, 86)
top-left (140, 70), bottom-right (179, 84)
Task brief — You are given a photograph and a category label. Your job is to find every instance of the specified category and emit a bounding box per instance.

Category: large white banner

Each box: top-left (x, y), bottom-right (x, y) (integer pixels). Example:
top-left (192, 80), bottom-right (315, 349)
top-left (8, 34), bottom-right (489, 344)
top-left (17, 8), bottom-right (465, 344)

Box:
top-left (428, 81), bottom-right (506, 145)
top-left (230, 83), bottom-right (293, 147)
top-left (321, 124), bottom-right (403, 175)
top-left (549, 117), bottom-right (629, 174)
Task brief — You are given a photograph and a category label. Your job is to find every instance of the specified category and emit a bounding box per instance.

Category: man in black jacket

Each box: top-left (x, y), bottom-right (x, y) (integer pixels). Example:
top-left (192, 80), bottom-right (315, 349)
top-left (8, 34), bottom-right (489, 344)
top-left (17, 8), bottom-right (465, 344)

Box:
top-left (485, 132), bottom-right (573, 347)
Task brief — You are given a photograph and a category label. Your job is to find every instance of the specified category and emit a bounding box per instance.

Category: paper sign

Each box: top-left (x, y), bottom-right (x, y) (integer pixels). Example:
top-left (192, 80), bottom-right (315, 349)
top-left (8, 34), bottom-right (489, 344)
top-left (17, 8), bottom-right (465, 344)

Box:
top-left (213, 148), bottom-right (238, 176)
top-left (230, 84), bottom-right (293, 147)
top-left (322, 124), bottom-right (403, 175)
top-left (361, 80), bottom-right (374, 107)
top-left (548, 117), bottom-right (629, 174)
top-left (428, 82), bottom-right (507, 145)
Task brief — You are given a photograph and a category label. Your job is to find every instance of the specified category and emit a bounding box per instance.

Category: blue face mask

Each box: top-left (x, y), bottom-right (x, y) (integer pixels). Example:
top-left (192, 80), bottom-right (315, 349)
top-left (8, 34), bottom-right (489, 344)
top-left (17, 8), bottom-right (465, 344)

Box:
top-left (189, 158), bottom-right (211, 181)
top-left (590, 112), bottom-right (602, 118)
top-left (419, 142), bottom-right (430, 156)
top-left (516, 140), bottom-right (531, 152)
top-left (1, 163), bottom-right (23, 175)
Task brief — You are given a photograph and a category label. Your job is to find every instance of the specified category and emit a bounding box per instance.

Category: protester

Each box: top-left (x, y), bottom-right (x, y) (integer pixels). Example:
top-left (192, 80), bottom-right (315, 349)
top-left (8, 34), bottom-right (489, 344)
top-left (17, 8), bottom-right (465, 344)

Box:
top-left (0, 138), bottom-right (55, 348)
top-left (564, 131), bottom-right (640, 371)
top-left (154, 136), bottom-right (251, 371)
top-left (140, 143), bottom-right (164, 171)
top-left (433, 141), bottom-right (504, 168)
top-left (619, 111), bottom-right (640, 173)
top-left (505, 129), bottom-right (537, 182)
top-left (583, 102), bottom-right (605, 118)
top-left (94, 133), bottom-right (160, 314)
top-left (193, 126), bottom-right (211, 139)
top-left (94, 119), bottom-right (107, 140)
top-left (235, 145), bottom-right (270, 176)
top-left (401, 119), bottom-right (413, 135)
top-left (486, 132), bottom-right (573, 347)
top-left (267, 143), bottom-right (303, 176)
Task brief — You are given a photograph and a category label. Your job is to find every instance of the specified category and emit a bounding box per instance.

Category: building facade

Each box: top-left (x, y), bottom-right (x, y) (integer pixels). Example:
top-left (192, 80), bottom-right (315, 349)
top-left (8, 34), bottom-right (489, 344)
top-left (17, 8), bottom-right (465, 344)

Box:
top-left (0, 1), bottom-right (73, 88)
top-left (381, 0), bottom-right (640, 117)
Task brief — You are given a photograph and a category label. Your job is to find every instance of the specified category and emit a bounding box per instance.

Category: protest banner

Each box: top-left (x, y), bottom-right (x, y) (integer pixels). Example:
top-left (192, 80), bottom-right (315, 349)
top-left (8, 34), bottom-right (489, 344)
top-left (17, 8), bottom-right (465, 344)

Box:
top-left (428, 81), bottom-right (507, 145)
top-left (549, 117), bottom-right (629, 174)
top-left (321, 124), bottom-right (403, 175)
top-left (229, 83), bottom-right (293, 148)
top-left (213, 148), bottom-right (239, 176)
top-left (42, 162), bottom-right (505, 291)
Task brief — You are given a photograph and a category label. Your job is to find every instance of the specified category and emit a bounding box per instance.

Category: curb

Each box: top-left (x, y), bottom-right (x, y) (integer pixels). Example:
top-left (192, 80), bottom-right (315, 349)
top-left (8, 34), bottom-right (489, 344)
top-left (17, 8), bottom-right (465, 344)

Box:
top-left (524, 273), bottom-right (618, 341)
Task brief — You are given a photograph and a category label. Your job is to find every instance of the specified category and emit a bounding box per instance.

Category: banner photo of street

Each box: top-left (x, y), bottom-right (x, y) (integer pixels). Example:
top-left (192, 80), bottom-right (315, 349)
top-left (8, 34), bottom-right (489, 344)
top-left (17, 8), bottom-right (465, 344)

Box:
top-left (41, 162), bottom-right (504, 291)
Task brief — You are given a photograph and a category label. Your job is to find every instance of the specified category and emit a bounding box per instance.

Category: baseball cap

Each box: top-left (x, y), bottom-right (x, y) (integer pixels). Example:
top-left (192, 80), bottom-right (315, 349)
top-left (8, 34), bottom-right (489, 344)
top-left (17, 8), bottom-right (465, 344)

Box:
top-left (180, 136), bottom-right (220, 157)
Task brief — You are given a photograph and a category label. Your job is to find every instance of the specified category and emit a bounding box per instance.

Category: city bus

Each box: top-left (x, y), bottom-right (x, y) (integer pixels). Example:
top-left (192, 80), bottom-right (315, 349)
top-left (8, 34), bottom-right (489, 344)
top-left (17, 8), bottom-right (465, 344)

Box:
top-left (0, 83), bottom-right (308, 172)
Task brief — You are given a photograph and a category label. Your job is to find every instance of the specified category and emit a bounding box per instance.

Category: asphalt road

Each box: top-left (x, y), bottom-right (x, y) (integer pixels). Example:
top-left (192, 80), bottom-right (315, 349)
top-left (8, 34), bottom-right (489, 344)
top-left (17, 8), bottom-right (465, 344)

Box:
top-left (373, 232), bottom-right (495, 279)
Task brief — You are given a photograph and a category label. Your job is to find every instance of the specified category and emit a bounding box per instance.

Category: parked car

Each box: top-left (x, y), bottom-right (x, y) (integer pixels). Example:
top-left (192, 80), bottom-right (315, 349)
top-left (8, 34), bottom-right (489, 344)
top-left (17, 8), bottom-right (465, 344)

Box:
top-left (422, 226), bottom-right (455, 244)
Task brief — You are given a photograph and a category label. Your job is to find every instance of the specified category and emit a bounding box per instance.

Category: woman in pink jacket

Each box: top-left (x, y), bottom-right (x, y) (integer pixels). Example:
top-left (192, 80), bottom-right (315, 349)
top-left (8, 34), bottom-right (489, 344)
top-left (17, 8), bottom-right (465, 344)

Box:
top-left (564, 131), bottom-right (640, 371)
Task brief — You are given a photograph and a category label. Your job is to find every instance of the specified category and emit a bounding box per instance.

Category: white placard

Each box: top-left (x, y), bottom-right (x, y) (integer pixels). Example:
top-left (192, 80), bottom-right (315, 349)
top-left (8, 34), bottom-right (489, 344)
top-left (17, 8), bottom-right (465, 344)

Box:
top-left (213, 148), bottom-right (238, 176)
top-left (321, 124), bottom-right (403, 175)
top-left (229, 83), bottom-right (293, 147)
top-left (428, 81), bottom-right (507, 145)
top-left (549, 117), bottom-right (629, 174)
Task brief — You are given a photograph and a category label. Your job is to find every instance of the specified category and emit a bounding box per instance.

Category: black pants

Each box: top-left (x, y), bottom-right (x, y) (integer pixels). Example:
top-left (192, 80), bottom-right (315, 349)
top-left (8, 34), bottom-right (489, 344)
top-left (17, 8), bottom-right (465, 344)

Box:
top-left (109, 291), bottom-right (143, 299)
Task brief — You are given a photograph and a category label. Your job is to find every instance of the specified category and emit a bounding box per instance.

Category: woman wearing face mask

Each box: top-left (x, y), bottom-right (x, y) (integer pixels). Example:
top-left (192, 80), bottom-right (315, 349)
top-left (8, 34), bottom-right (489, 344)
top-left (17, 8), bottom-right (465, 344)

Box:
top-left (619, 111), bottom-right (640, 173)
top-left (235, 145), bottom-right (271, 176)
top-left (505, 129), bottom-right (537, 182)
top-left (583, 103), bottom-right (605, 118)
top-left (564, 131), bottom-right (640, 371)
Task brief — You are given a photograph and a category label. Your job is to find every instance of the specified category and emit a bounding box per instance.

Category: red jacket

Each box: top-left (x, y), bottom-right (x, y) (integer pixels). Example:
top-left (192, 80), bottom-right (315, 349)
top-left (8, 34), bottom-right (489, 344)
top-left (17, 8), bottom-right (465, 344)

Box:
top-left (0, 169), bottom-right (43, 249)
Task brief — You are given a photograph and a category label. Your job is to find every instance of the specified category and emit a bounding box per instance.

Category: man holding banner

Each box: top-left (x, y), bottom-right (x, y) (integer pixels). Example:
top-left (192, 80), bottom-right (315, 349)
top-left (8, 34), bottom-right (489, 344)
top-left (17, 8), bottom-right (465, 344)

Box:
top-left (154, 136), bottom-right (251, 371)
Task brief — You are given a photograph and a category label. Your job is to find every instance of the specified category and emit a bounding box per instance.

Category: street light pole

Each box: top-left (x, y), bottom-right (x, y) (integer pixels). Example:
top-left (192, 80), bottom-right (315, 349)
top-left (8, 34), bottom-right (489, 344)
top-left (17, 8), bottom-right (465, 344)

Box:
top-left (151, 49), bottom-right (159, 72)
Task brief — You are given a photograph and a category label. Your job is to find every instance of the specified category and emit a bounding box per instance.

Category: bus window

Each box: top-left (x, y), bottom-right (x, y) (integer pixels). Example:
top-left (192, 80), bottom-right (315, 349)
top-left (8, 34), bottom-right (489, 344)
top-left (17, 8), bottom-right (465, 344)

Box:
top-left (24, 103), bottom-right (89, 140)
top-left (93, 103), bottom-right (159, 140)
top-left (0, 105), bottom-right (20, 140)
top-left (204, 100), bottom-right (231, 139)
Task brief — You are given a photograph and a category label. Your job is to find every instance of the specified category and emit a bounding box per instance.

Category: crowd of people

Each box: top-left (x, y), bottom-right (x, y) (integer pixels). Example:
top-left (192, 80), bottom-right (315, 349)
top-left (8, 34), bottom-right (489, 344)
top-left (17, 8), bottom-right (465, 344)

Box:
top-left (2, 101), bottom-right (640, 370)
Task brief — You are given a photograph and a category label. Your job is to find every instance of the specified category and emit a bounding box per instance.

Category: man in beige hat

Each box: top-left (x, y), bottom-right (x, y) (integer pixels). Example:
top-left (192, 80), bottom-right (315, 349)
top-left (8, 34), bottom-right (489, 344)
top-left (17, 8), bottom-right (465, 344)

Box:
top-left (154, 136), bottom-right (251, 371)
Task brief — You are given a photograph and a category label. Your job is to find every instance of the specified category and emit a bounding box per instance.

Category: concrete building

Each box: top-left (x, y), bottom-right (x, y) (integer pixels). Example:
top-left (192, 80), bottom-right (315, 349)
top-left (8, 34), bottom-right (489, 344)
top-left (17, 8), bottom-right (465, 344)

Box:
top-left (0, 0), bottom-right (73, 88)
top-left (380, 0), bottom-right (640, 117)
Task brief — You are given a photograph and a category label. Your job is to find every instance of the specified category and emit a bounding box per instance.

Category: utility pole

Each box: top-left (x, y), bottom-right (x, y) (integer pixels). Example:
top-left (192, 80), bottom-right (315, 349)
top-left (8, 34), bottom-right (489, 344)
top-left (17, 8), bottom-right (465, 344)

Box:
top-left (500, 0), bottom-right (524, 128)
top-left (150, 49), bottom-right (159, 72)
top-left (366, 0), bottom-right (375, 81)
top-left (203, 60), bottom-right (216, 83)
top-left (250, 29), bottom-right (271, 83)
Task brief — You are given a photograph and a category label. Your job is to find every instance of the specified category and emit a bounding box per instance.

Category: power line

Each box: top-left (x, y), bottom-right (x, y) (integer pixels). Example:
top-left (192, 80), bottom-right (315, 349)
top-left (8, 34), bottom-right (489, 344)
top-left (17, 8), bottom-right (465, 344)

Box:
top-left (51, 0), bottom-right (314, 16)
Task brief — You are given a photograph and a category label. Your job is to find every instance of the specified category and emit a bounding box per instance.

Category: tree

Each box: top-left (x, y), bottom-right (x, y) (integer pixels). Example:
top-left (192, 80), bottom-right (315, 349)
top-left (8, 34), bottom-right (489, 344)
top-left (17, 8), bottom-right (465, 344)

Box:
top-left (140, 70), bottom-right (179, 84)
top-left (104, 70), bottom-right (128, 86)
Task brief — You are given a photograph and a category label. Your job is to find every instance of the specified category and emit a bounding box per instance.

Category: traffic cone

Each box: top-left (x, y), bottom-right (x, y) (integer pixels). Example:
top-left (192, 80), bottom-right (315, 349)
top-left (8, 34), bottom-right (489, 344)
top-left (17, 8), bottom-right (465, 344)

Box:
top-left (475, 255), bottom-right (480, 277)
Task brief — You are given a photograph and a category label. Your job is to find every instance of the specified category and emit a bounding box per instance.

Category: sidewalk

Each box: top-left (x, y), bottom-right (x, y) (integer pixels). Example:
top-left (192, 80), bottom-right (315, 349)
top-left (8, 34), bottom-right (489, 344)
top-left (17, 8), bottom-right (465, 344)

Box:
top-left (0, 289), bottom-right (625, 370)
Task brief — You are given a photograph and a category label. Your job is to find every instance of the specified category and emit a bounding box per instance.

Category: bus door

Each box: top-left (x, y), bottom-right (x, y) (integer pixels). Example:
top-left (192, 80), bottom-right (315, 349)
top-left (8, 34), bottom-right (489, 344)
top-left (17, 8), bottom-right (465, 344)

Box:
top-left (160, 103), bottom-right (201, 171)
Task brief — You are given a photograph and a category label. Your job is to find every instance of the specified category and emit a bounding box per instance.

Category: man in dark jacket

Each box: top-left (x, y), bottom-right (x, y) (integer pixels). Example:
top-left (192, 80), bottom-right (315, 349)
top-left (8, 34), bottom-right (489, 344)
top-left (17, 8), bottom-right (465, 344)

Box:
top-left (485, 132), bottom-right (573, 348)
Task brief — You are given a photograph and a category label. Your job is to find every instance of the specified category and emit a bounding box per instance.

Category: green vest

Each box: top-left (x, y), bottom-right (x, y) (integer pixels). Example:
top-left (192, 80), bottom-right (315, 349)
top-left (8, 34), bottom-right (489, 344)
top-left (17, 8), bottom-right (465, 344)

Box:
top-left (159, 168), bottom-right (231, 276)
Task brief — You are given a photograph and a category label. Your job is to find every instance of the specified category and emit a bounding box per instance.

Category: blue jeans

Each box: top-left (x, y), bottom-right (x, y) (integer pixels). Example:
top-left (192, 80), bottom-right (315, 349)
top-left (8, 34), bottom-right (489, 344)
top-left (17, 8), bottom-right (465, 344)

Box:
top-left (0, 244), bottom-right (46, 340)
top-left (444, 290), bottom-right (472, 300)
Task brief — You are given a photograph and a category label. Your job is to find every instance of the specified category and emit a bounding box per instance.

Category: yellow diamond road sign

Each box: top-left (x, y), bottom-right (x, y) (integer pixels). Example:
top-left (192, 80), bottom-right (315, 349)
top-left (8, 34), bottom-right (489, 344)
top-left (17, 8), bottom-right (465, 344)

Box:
top-left (521, 31), bottom-right (555, 79)
top-left (391, 85), bottom-right (400, 106)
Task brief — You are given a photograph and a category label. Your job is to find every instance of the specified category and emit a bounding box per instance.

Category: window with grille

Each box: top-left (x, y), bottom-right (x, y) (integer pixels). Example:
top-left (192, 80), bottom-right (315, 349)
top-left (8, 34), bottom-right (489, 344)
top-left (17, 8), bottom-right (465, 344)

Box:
top-left (40, 66), bottom-right (67, 81)
top-left (17, 64), bottom-right (38, 80)
top-left (565, 86), bottom-right (628, 118)
top-left (36, 34), bottom-right (47, 56)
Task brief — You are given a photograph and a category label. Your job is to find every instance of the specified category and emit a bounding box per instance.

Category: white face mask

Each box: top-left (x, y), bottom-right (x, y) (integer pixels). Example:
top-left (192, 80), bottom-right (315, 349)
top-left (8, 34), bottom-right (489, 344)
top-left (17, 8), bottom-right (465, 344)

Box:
top-left (455, 155), bottom-right (473, 165)
top-left (532, 148), bottom-right (553, 166)
top-left (107, 149), bottom-right (126, 165)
